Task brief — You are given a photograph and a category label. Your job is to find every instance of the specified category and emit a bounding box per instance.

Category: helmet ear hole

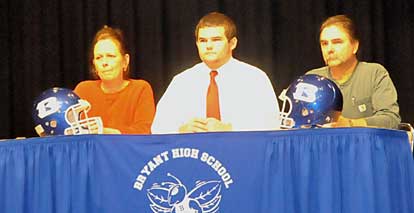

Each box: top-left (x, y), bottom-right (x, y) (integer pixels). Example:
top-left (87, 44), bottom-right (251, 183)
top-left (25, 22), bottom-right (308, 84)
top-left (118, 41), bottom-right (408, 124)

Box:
top-left (301, 108), bottom-right (309, 116)
top-left (50, 120), bottom-right (57, 128)
top-left (279, 74), bottom-right (343, 128)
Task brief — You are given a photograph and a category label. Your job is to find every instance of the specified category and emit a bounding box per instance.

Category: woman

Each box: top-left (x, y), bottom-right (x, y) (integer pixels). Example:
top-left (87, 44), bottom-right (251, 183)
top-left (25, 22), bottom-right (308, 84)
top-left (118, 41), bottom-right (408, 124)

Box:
top-left (74, 26), bottom-right (155, 134)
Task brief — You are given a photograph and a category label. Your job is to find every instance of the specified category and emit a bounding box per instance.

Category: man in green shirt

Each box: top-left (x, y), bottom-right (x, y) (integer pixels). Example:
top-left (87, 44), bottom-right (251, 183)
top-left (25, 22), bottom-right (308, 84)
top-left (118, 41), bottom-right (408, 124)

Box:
top-left (307, 15), bottom-right (400, 129)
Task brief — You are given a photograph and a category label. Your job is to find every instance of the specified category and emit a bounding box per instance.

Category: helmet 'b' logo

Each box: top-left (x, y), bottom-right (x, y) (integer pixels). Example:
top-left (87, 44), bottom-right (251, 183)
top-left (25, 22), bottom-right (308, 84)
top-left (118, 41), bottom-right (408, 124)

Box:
top-left (292, 83), bottom-right (318, 103)
top-left (36, 97), bottom-right (61, 119)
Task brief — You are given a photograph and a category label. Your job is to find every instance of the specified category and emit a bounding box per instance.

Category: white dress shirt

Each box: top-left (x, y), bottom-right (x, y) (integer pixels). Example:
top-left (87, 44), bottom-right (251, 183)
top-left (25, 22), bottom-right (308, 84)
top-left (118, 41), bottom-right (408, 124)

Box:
top-left (151, 58), bottom-right (280, 134)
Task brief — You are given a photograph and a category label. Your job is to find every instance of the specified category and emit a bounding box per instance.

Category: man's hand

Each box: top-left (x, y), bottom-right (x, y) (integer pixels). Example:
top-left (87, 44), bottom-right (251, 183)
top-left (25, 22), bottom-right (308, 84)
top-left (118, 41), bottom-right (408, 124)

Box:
top-left (178, 118), bottom-right (233, 133)
top-left (323, 115), bottom-right (367, 127)
top-left (205, 118), bottom-right (232, 132)
top-left (179, 118), bottom-right (209, 133)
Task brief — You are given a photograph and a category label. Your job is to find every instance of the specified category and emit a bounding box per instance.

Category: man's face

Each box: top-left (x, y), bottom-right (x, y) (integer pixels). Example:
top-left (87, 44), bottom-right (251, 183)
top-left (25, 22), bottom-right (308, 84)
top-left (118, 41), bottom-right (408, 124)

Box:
top-left (196, 26), bottom-right (237, 69)
top-left (93, 39), bottom-right (128, 81)
top-left (320, 25), bottom-right (358, 67)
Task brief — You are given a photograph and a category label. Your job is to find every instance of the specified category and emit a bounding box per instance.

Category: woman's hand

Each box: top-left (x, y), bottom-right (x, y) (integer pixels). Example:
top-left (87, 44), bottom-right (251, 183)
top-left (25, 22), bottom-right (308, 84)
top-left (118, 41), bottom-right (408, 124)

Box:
top-left (103, 127), bottom-right (121, 134)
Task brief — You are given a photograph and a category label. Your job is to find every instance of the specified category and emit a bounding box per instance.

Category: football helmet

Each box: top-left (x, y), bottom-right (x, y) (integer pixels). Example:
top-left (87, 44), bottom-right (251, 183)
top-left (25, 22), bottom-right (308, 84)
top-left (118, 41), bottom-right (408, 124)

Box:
top-left (279, 74), bottom-right (343, 128)
top-left (32, 87), bottom-right (103, 136)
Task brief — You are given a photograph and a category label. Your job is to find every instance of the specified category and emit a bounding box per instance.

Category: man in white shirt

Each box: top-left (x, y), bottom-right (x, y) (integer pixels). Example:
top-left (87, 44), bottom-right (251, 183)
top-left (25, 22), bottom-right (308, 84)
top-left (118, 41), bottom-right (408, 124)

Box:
top-left (151, 12), bottom-right (280, 134)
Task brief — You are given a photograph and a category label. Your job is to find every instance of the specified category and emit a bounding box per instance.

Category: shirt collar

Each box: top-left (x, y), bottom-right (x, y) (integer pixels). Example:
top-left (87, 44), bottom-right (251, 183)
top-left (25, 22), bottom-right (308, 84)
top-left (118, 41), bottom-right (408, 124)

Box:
top-left (201, 57), bottom-right (235, 75)
top-left (327, 60), bottom-right (360, 86)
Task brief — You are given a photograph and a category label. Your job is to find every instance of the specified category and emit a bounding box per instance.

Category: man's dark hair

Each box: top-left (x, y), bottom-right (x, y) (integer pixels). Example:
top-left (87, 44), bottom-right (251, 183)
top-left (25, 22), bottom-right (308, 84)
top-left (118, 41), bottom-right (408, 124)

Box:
top-left (195, 12), bottom-right (237, 40)
top-left (320, 15), bottom-right (359, 42)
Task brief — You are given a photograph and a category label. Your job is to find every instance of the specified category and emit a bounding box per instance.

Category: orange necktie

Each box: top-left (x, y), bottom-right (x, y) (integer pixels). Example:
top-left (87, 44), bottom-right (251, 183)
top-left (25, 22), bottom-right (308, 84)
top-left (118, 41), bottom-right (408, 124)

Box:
top-left (206, 70), bottom-right (221, 120)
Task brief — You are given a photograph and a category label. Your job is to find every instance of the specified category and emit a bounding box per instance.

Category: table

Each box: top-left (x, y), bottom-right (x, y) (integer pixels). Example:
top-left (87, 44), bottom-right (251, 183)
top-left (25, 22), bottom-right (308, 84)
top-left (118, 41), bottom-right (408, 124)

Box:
top-left (0, 128), bottom-right (413, 213)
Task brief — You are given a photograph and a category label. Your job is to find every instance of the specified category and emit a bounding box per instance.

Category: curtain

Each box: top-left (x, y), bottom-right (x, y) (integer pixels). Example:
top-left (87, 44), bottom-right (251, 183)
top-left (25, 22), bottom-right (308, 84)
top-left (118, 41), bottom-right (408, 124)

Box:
top-left (2, 0), bottom-right (414, 138)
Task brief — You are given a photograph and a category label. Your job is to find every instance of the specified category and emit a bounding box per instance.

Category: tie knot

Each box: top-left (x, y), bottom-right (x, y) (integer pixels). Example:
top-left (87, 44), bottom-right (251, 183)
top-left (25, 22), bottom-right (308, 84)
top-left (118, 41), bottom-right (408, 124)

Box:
top-left (210, 70), bottom-right (218, 78)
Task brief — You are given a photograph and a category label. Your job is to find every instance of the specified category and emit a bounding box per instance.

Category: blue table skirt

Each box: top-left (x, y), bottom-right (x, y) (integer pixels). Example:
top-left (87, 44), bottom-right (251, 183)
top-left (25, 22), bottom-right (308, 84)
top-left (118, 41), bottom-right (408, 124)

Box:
top-left (0, 128), bottom-right (413, 213)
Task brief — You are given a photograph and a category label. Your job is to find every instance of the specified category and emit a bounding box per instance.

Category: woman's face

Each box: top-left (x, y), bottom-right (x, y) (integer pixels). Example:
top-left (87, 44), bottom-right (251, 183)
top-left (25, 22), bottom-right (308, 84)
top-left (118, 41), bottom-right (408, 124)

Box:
top-left (93, 39), bottom-right (128, 82)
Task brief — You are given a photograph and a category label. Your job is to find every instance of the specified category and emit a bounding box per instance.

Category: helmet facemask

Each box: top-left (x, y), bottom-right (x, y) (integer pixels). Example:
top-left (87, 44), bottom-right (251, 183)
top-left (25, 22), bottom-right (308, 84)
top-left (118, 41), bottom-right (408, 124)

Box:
top-left (64, 99), bottom-right (103, 135)
top-left (278, 89), bottom-right (295, 128)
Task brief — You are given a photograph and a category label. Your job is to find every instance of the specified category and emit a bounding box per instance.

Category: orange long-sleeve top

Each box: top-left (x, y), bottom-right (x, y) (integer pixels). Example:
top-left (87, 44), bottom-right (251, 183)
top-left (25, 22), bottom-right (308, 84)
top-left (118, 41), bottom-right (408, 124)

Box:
top-left (74, 79), bottom-right (155, 134)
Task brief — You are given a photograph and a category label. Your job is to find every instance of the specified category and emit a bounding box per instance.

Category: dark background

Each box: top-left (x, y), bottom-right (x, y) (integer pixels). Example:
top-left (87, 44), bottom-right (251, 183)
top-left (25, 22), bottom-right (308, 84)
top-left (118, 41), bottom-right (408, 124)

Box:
top-left (1, 0), bottom-right (413, 138)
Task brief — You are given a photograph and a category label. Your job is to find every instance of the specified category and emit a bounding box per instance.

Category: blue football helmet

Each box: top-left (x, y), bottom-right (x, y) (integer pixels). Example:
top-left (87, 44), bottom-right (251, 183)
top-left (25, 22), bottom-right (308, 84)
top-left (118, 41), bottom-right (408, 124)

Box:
top-left (32, 87), bottom-right (103, 136)
top-left (278, 74), bottom-right (343, 128)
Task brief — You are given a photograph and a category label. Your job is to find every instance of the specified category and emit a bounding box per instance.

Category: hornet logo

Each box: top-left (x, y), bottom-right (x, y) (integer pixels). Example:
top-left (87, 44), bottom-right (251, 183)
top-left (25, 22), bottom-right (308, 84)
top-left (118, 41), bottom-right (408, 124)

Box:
top-left (147, 173), bottom-right (222, 213)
